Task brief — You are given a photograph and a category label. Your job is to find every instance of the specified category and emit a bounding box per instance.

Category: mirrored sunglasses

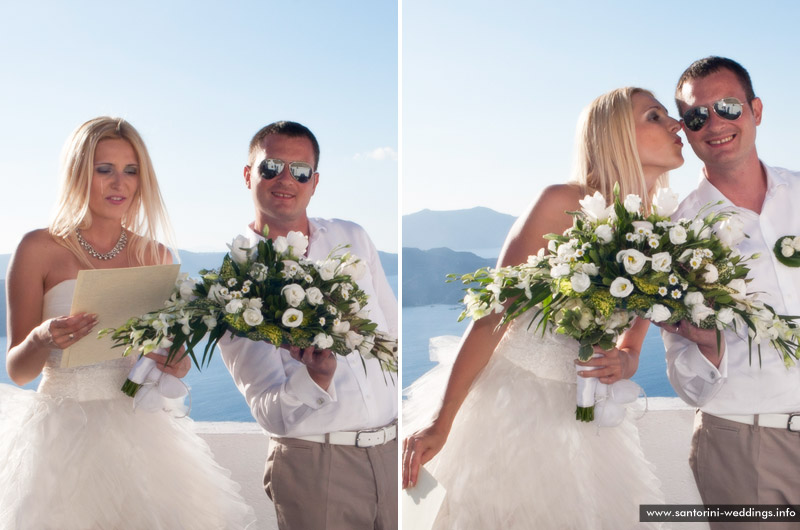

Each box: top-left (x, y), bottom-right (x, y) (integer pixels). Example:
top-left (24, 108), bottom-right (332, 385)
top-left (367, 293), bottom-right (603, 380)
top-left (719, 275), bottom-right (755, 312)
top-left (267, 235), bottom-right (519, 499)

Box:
top-left (682, 97), bottom-right (744, 132)
top-left (258, 158), bottom-right (315, 183)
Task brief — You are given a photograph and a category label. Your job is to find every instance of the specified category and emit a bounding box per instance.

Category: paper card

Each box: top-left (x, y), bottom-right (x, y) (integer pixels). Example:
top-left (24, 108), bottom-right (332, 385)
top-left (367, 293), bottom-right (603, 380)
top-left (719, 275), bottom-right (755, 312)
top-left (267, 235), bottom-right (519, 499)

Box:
top-left (402, 466), bottom-right (447, 530)
top-left (61, 264), bottom-right (180, 368)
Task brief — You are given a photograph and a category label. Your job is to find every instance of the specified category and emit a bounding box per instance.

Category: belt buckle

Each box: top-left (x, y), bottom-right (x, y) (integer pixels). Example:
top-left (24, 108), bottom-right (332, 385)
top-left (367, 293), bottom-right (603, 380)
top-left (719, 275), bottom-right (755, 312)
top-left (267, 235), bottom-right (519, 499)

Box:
top-left (787, 413), bottom-right (800, 432)
top-left (355, 426), bottom-right (386, 448)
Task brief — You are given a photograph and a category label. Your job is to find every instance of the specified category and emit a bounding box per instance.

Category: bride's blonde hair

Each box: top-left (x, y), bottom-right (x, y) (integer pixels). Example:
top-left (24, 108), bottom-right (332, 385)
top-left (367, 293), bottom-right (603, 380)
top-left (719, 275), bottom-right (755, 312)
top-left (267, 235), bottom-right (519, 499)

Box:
top-left (49, 117), bottom-right (177, 267)
top-left (571, 87), bottom-right (669, 214)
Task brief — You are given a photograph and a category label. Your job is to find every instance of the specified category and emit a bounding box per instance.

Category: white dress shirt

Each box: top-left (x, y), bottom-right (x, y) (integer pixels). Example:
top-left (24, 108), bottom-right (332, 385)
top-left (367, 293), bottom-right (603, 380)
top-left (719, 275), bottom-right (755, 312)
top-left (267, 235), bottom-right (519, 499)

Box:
top-left (663, 163), bottom-right (800, 414)
top-left (219, 218), bottom-right (398, 437)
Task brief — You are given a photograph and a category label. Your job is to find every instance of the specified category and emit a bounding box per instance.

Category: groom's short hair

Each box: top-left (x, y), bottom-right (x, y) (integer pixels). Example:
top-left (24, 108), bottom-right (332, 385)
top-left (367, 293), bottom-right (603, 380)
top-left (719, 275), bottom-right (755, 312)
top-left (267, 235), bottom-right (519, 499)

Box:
top-left (675, 56), bottom-right (756, 112)
top-left (247, 121), bottom-right (321, 169)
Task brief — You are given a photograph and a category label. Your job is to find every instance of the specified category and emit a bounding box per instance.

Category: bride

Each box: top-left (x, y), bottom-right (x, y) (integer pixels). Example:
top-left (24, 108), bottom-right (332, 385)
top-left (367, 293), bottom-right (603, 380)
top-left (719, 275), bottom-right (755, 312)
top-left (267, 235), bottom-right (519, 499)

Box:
top-left (402, 87), bottom-right (684, 529)
top-left (1, 117), bottom-right (255, 529)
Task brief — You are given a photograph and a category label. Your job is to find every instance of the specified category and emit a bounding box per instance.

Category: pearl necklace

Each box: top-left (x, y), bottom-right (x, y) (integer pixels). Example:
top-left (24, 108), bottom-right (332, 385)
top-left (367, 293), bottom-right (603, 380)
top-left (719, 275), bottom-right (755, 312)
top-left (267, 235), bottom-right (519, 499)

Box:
top-left (76, 229), bottom-right (128, 260)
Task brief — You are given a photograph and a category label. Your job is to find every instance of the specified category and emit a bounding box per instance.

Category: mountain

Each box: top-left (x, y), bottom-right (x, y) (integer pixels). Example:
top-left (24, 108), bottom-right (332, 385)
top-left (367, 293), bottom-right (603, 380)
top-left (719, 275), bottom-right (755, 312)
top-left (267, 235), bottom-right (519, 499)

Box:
top-left (402, 247), bottom-right (494, 307)
top-left (403, 207), bottom-right (516, 252)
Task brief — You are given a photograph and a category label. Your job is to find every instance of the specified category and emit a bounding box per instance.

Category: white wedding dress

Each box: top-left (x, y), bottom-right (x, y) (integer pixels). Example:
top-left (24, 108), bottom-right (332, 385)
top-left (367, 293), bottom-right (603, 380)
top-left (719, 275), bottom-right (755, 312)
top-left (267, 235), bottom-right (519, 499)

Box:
top-left (404, 314), bottom-right (666, 529)
top-left (0, 281), bottom-right (255, 530)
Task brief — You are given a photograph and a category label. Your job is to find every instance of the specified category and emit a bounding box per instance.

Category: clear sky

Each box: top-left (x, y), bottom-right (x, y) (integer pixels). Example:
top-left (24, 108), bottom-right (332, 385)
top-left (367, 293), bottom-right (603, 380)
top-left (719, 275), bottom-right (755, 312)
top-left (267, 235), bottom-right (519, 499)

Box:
top-left (0, 1), bottom-right (397, 254)
top-left (402, 0), bottom-right (800, 218)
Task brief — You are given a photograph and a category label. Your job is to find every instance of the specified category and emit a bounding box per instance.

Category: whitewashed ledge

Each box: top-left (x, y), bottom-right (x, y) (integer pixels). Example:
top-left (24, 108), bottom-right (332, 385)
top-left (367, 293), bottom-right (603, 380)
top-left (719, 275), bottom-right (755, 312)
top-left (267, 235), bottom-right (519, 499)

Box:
top-left (196, 400), bottom-right (708, 530)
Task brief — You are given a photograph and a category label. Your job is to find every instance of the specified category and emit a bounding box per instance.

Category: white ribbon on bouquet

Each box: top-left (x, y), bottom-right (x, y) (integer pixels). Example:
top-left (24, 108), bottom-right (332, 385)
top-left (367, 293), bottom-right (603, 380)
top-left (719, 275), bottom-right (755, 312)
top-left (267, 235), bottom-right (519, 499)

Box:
top-left (575, 355), bottom-right (644, 427)
top-left (126, 356), bottom-right (191, 418)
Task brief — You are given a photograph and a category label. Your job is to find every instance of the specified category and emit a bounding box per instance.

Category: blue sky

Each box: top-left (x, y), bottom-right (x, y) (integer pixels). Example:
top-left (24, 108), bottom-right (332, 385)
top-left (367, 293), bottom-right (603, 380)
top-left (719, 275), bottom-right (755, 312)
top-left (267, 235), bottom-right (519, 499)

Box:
top-left (0, 1), bottom-right (397, 254)
top-left (402, 0), bottom-right (800, 217)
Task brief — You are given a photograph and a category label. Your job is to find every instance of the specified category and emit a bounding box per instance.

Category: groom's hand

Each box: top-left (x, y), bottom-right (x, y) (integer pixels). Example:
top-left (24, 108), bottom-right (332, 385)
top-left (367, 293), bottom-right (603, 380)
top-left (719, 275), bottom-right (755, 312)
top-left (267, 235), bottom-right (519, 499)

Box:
top-left (288, 346), bottom-right (336, 390)
top-left (656, 320), bottom-right (725, 368)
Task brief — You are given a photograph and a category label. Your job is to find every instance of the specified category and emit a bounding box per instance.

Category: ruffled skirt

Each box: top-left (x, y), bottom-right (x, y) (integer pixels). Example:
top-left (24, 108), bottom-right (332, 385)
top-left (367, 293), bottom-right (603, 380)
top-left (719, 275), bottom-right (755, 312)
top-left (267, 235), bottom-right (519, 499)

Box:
top-left (404, 351), bottom-right (665, 530)
top-left (0, 384), bottom-right (255, 530)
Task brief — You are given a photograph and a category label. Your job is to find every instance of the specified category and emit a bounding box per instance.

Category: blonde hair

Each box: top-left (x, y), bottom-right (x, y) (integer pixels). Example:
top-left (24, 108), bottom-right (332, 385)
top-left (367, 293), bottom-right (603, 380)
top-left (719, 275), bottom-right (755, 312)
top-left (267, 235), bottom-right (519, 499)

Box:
top-left (49, 117), bottom-right (177, 267)
top-left (571, 87), bottom-right (669, 213)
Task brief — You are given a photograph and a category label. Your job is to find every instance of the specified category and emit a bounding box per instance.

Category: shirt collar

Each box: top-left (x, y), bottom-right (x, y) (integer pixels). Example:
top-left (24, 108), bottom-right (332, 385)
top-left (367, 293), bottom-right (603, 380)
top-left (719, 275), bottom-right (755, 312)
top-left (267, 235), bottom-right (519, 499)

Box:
top-left (692, 161), bottom-right (786, 210)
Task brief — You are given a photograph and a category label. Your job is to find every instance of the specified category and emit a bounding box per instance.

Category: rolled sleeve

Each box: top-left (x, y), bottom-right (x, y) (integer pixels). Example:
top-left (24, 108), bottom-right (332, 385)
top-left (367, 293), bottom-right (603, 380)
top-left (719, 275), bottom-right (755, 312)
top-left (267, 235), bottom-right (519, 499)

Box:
top-left (663, 328), bottom-right (728, 406)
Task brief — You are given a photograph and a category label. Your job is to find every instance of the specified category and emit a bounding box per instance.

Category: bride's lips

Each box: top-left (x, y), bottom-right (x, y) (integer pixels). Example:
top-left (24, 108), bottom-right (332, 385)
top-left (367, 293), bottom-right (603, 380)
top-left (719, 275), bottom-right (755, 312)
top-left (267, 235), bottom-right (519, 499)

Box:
top-left (106, 195), bottom-right (127, 205)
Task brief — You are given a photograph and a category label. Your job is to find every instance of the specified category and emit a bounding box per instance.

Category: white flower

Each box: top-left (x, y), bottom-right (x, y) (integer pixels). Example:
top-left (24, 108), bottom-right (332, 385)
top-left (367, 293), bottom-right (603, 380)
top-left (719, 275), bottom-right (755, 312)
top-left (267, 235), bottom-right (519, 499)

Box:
top-left (716, 307), bottom-right (735, 327)
top-left (281, 260), bottom-right (301, 279)
top-left (342, 256), bottom-right (367, 280)
top-left (605, 310), bottom-right (630, 330)
top-left (684, 291), bottom-right (705, 307)
top-left (281, 284), bottom-right (306, 308)
top-left (227, 278), bottom-right (238, 288)
top-left (690, 303), bottom-right (715, 325)
top-left (281, 308), bottom-right (304, 328)
top-left (286, 231), bottom-right (309, 257)
top-left (227, 235), bottom-right (256, 265)
top-left (305, 287), bottom-right (324, 306)
top-left (595, 224), bottom-right (613, 244)
top-left (671, 289), bottom-right (682, 299)
top-left (345, 330), bottom-right (365, 350)
top-left (582, 263), bottom-right (600, 276)
top-left (658, 286), bottom-right (668, 296)
top-left (616, 249), bottom-right (648, 275)
top-left (178, 278), bottom-right (197, 301)
top-left (249, 263), bottom-right (268, 282)
top-left (202, 315), bottom-right (218, 329)
top-left (645, 304), bottom-right (671, 323)
top-left (792, 236), bottom-right (800, 251)
top-left (317, 259), bottom-right (340, 281)
top-left (652, 188), bottom-right (680, 217)
top-left (570, 272), bottom-right (591, 293)
top-left (332, 318), bottom-right (350, 334)
top-left (207, 284), bottom-right (229, 304)
top-left (632, 221), bottom-right (654, 235)
top-left (703, 264), bottom-right (719, 284)
top-left (610, 277), bottom-right (633, 298)
top-left (247, 298), bottom-right (263, 310)
top-left (648, 237), bottom-right (660, 249)
top-left (225, 298), bottom-right (244, 314)
top-left (668, 274), bottom-right (679, 285)
top-left (727, 279), bottom-right (748, 301)
top-left (624, 194), bottom-right (642, 214)
top-left (715, 216), bottom-right (746, 248)
top-left (651, 252), bottom-right (672, 273)
top-left (579, 191), bottom-right (612, 222)
top-left (273, 236), bottom-right (289, 254)
top-left (318, 317), bottom-right (326, 326)
top-left (312, 333), bottom-right (334, 349)
top-left (782, 242), bottom-right (795, 258)
top-left (669, 225), bottom-right (688, 245)
top-left (243, 307), bottom-right (264, 326)
top-left (550, 263), bottom-right (571, 278)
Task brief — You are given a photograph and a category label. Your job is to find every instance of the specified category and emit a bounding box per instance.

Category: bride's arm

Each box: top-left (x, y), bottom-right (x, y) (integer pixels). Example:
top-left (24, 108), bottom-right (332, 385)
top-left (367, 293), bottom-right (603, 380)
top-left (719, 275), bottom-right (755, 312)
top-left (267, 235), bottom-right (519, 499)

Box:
top-left (5, 231), bottom-right (96, 385)
top-left (402, 184), bottom-right (583, 488)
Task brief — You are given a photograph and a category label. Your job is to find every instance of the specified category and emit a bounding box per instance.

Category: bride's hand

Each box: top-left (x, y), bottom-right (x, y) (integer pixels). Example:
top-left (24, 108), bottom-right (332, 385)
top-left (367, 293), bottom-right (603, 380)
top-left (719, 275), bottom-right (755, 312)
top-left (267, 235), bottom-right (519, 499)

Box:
top-left (146, 347), bottom-right (191, 378)
top-left (36, 313), bottom-right (98, 350)
top-left (575, 345), bottom-right (631, 384)
top-left (402, 424), bottom-right (448, 489)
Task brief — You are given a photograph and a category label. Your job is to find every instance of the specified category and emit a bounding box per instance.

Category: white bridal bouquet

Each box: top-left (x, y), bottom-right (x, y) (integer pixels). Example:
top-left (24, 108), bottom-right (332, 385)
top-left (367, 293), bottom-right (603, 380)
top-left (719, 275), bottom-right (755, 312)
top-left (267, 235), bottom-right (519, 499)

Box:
top-left (101, 227), bottom-right (398, 397)
top-left (452, 185), bottom-right (800, 422)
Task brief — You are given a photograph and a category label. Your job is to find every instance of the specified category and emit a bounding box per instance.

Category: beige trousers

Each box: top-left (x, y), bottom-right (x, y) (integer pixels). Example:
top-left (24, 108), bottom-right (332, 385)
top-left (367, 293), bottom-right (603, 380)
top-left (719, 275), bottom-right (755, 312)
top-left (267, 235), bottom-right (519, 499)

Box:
top-left (690, 411), bottom-right (800, 530)
top-left (265, 436), bottom-right (397, 530)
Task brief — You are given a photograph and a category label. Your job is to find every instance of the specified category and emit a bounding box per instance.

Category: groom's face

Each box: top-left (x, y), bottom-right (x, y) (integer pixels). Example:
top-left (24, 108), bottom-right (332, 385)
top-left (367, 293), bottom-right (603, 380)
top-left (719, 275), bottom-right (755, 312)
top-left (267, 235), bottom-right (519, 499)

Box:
top-left (245, 134), bottom-right (319, 226)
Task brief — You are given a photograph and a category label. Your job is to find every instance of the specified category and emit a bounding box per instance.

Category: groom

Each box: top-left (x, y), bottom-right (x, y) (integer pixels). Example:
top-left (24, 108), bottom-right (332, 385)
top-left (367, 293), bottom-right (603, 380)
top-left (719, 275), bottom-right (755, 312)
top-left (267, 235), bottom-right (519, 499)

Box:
top-left (218, 121), bottom-right (398, 530)
top-left (661, 56), bottom-right (800, 526)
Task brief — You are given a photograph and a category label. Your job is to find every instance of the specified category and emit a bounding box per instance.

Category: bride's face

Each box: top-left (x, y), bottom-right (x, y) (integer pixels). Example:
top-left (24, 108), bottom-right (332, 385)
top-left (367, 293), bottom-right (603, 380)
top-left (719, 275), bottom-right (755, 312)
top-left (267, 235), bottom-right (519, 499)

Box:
top-left (88, 138), bottom-right (140, 222)
top-left (632, 92), bottom-right (684, 189)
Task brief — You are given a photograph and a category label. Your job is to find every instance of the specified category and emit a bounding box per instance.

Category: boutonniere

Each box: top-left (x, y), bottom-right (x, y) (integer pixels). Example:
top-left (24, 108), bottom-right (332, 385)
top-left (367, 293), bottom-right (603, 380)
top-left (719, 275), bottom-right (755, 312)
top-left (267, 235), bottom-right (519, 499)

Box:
top-left (774, 236), bottom-right (800, 267)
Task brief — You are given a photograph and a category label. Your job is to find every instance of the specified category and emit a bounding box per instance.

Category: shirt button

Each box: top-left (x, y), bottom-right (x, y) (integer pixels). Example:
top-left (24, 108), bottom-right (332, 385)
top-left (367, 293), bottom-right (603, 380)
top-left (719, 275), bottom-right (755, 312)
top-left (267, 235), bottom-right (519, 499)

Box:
top-left (709, 371), bottom-right (717, 380)
top-left (317, 398), bottom-right (325, 405)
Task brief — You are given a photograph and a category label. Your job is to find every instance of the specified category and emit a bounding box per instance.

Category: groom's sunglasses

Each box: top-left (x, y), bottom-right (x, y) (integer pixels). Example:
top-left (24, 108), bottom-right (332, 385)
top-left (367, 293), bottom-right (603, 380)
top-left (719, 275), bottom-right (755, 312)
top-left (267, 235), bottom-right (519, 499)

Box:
top-left (681, 97), bottom-right (744, 132)
top-left (258, 158), bottom-right (315, 183)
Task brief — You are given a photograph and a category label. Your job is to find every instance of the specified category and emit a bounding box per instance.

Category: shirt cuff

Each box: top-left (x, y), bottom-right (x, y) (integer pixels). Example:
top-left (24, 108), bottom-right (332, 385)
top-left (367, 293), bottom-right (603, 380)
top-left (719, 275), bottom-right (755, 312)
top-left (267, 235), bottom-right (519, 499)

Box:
top-left (284, 367), bottom-right (338, 409)
top-left (674, 340), bottom-right (727, 384)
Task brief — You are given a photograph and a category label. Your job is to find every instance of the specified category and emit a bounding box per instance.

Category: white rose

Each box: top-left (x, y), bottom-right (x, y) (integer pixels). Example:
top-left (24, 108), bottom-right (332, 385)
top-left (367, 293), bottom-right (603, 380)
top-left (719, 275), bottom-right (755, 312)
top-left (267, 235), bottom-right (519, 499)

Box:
top-left (684, 291), bottom-right (705, 307)
top-left (273, 236), bottom-right (289, 254)
top-left (650, 252), bottom-right (672, 273)
top-left (242, 307), bottom-right (264, 326)
top-left (669, 225), bottom-right (688, 245)
top-left (578, 191), bottom-right (612, 222)
top-left (792, 236), bottom-right (800, 252)
top-left (594, 224), bottom-right (613, 244)
top-left (227, 235), bottom-right (256, 265)
top-left (645, 304), bottom-right (671, 323)
top-left (582, 263), bottom-right (600, 276)
top-left (225, 298), bottom-right (244, 314)
top-left (317, 259), bottom-right (340, 281)
top-left (550, 263), bottom-right (571, 278)
top-left (727, 279), bottom-right (748, 301)
top-left (286, 230), bottom-right (309, 257)
top-left (345, 330), bottom-right (365, 350)
top-left (610, 277), bottom-right (633, 298)
top-left (281, 308), bottom-right (304, 328)
top-left (691, 303), bottom-right (715, 325)
top-left (281, 284), bottom-right (306, 307)
top-left (312, 333), bottom-right (334, 349)
top-left (305, 287), bottom-right (324, 306)
top-left (715, 216), bottom-right (746, 248)
top-left (332, 318), bottom-right (350, 334)
top-left (652, 188), bottom-right (680, 217)
top-left (616, 249), bottom-right (648, 275)
top-left (624, 194), bottom-right (642, 214)
top-left (247, 297), bottom-right (263, 310)
top-left (782, 243), bottom-right (795, 258)
top-left (703, 264), bottom-right (719, 284)
top-left (570, 272), bottom-right (591, 293)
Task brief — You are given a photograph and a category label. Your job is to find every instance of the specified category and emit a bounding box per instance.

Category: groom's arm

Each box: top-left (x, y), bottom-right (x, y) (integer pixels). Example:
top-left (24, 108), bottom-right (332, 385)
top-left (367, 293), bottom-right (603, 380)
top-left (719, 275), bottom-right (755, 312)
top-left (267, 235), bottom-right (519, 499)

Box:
top-left (662, 328), bottom-right (728, 406)
top-left (218, 334), bottom-right (338, 435)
